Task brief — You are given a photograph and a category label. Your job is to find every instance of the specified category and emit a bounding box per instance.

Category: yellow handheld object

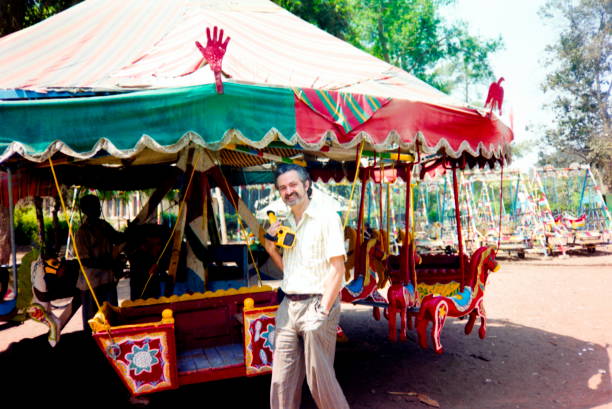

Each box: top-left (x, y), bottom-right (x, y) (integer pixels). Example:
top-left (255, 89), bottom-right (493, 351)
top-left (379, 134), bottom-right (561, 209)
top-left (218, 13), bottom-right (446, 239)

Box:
top-left (267, 211), bottom-right (296, 248)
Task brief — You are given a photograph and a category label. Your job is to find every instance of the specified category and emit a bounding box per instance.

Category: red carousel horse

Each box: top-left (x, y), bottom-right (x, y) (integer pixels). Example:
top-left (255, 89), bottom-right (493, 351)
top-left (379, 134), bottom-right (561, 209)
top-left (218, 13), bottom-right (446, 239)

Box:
top-left (415, 246), bottom-right (500, 354)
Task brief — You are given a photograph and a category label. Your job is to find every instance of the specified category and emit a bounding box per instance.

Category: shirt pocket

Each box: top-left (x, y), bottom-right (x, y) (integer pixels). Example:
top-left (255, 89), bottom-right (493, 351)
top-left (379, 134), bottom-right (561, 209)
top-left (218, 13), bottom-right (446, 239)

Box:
top-left (299, 224), bottom-right (324, 262)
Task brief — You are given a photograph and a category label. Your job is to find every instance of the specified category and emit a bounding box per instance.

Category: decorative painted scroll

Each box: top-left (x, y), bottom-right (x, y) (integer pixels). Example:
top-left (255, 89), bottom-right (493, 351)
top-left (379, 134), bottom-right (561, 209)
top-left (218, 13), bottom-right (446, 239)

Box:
top-left (93, 311), bottom-right (178, 396)
top-left (243, 299), bottom-right (278, 376)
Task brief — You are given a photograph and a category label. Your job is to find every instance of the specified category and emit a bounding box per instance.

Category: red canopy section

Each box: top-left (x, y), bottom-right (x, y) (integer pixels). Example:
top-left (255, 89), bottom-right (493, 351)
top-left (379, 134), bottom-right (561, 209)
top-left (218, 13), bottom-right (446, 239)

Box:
top-left (294, 88), bottom-right (512, 161)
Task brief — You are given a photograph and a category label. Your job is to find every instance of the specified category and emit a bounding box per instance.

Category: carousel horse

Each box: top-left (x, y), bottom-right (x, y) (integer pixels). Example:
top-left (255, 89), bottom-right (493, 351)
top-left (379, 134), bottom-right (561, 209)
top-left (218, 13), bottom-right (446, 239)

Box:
top-left (29, 255), bottom-right (80, 346)
top-left (380, 241), bottom-right (420, 342)
top-left (369, 229), bottom-right (391, 289)
top-left (415, 246), bottom-right (499, 354)
top-left (343, 226), bottom-right (358, 281)
top-left (386, 275), bottom-right (416, 342)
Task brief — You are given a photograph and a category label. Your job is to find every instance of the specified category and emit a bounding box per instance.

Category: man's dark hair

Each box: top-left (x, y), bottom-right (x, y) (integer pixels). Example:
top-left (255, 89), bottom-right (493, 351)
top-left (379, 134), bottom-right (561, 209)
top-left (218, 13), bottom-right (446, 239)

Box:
top-left (79, 194), bottom-right (101, 217)
top-left (274, 164), bottom-right (312, 198)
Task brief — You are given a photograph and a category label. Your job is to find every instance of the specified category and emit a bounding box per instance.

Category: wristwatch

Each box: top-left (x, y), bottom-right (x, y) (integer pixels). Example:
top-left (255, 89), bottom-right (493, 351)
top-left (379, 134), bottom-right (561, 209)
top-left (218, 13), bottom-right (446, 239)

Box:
top-left (316, 303), bottom-right (329, 316)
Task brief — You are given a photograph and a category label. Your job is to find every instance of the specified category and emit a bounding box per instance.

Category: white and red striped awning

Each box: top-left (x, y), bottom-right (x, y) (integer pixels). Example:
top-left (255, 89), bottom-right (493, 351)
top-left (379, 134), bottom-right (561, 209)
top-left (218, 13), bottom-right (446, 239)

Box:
top-left (0, 0), bottom-right (459, 107)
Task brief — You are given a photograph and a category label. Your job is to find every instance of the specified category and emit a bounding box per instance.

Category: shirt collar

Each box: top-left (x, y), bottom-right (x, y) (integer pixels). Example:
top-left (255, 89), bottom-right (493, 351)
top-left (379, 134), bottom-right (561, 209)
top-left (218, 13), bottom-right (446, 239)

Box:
top-left (287, 195), bottom-right (321, 227)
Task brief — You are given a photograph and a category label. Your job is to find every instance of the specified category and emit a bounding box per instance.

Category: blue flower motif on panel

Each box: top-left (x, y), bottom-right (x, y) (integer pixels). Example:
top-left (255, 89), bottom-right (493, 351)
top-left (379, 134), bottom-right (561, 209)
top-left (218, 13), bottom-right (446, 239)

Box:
top-left (261, 323), bottom-right (276, 351)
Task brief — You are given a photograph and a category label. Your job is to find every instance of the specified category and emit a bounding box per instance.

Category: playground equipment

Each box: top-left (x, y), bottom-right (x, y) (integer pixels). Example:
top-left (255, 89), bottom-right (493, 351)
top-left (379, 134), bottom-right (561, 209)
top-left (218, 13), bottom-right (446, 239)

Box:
top-left (466, 169), bottom-right (547, 258)
top-left (533, 165), bottom-right (611, 253)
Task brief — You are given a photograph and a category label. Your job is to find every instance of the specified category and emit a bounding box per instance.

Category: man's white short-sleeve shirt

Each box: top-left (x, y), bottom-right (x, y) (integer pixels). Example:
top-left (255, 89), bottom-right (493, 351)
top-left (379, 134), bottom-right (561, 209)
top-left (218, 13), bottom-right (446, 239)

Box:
top-left (281, 195), bottom-right (346, 295)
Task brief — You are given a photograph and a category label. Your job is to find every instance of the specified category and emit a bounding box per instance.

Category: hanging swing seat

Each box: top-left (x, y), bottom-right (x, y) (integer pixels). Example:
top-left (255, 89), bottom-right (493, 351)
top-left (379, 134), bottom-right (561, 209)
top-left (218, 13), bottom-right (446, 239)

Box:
top-left (341, 230), bottom-right (380, 303)
top-left (205, 244), bottom-right (252, 291)
top-left (0, 265), bottom-right (16, 317)
top-left (414, 253), bottom-right (470, 283)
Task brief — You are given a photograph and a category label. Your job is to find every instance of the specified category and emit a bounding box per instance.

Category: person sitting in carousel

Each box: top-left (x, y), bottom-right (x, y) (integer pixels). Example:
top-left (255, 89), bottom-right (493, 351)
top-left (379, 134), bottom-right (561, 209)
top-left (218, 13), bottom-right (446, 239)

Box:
top-left (124, 223), bottom-right (171, 300)
top-left (75, 194), bottom-right (125, 334)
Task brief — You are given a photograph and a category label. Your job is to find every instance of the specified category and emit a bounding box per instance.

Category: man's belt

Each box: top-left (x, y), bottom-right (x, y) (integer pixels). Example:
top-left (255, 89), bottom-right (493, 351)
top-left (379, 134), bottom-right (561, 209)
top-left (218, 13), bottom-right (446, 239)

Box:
top-left (285, 293), bottom-right (321, 302)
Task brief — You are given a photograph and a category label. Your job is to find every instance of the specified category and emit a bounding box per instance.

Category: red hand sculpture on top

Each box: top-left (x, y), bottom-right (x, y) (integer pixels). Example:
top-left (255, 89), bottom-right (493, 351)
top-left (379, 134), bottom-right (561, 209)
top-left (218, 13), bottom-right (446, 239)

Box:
top-left (484, 77), bottom-right (504, 116)
top-left (195, 26), bottom-right (230, 94)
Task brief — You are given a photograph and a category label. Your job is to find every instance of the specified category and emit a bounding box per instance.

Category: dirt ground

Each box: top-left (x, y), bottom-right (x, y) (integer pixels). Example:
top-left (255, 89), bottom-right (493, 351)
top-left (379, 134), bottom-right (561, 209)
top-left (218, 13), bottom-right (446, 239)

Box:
top-left (1, 246), bottom-right (611, 408)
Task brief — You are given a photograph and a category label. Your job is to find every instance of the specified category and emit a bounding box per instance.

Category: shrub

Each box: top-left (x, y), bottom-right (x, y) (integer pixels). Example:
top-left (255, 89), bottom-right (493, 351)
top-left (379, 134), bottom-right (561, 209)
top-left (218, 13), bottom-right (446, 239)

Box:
top-left (13, 203), bottom-right (72, 248)
top-left (14, 204), bottom-right (38, 245)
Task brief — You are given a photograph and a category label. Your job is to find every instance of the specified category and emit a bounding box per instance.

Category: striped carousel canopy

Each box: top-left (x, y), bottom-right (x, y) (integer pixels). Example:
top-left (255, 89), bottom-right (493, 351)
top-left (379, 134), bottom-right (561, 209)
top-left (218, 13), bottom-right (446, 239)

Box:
top-left (0, 0), bottom-right (513, 165)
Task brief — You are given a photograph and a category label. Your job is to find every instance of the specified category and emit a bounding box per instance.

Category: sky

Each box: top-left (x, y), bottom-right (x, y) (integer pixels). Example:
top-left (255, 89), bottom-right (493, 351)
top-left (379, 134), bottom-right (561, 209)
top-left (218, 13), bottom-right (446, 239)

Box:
top-left (441, 0), bottom-right (561, 169)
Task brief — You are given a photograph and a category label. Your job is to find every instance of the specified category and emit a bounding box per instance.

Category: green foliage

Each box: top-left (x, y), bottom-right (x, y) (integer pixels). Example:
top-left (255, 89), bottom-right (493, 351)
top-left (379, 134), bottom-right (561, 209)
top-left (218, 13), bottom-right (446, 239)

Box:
top-left (0, 0), bottom-right (80, 36)
top-left (271, 0), bottom-right (355, 40)
top-left (162, 212), bottom-right (177, 228)
top-left (538, 0), bottom-right (611, 190)
top-left (13, 205), bottom-right (38, 245)
top-left (13, 203), bottom-right (70, 248)
top-left (273, 0), bottom-right (502, 99)
top-left (510, 137), bottom-right (538, 161)
top-left (438, 21), bottom-right (503, 101)
top-left (354, 0), bottom-right (502, 98)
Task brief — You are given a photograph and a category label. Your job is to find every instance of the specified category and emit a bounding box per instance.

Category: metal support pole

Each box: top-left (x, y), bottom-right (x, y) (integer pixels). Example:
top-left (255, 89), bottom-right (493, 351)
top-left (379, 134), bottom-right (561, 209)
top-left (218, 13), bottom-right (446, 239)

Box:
top-left (577, 168), bottom-right (588, 216)
top-left (452, 165), bottom-right (465, 290)
top-left (402, 165), bottom-right (413, 285)
top-left (7, 168), bottom-right (17, 298)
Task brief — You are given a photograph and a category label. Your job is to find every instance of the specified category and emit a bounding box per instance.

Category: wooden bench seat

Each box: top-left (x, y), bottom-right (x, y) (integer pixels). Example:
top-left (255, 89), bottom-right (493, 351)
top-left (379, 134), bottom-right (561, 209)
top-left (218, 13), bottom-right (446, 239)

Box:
top-left (415, 254), bottom-right (470, 285)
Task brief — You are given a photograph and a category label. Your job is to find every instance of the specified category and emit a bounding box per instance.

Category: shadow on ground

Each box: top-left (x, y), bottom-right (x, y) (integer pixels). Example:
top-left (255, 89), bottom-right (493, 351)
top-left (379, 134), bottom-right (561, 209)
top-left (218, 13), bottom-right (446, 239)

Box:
top-left (1, 306), bottom-right (609, 409)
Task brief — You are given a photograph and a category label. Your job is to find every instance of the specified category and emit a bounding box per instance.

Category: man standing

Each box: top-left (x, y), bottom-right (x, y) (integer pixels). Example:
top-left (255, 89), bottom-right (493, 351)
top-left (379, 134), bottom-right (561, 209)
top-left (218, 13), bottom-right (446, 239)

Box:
top-left (264, 164), bottom-right (350, 409)
top-left (75, 195), bottom-right (123, 334)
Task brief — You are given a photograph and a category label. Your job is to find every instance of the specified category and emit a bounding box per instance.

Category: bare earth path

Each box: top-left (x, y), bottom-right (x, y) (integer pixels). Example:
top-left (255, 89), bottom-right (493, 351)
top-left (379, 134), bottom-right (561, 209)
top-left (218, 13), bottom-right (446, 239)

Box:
top-left (1, 247), bottom-right (611, 408)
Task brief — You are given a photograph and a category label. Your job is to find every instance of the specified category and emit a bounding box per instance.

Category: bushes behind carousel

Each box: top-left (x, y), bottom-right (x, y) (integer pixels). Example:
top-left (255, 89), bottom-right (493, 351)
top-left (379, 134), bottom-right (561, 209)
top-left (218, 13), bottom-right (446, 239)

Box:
top-left (13, 203), bottom-right (70, 248)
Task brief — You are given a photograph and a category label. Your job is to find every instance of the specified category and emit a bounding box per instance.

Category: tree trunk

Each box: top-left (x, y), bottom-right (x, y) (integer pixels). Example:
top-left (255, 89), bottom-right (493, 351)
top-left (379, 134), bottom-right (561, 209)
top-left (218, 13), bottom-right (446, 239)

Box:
top-left (377, 3), bottom-right (390, 63)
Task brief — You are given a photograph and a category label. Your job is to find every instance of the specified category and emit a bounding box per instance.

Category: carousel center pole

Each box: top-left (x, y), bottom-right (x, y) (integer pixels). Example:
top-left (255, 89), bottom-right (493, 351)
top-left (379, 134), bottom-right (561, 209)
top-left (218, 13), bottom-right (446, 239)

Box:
top-left (451, 164), bottom-right (466, 290)
top-left (401, 164), bottom-right (414, 285)
top-left (355, 171), bottom-right (368, 264)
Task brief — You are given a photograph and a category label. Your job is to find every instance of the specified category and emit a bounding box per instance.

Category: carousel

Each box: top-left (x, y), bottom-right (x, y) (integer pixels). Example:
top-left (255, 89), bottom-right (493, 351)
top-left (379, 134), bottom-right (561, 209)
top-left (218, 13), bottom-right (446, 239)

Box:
top-left (0, 0), bottom-right (513, 397)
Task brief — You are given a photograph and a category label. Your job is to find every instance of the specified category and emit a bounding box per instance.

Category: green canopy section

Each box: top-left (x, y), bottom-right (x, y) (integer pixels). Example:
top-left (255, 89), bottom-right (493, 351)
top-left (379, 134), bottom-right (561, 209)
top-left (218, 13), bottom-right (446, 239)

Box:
top-left (0, 83), bottom-right (296, 162)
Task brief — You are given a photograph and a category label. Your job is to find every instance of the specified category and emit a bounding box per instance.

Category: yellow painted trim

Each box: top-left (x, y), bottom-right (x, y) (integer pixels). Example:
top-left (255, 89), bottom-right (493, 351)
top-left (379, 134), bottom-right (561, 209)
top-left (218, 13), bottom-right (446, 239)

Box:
top-left (417, 282), bottom-right (461, 299)
top-left (89, 309), bottom-right (174, 332)
top-left (90, 305), bottom-right (175, 332)
top-left (243, 297), bottom-right (255, 311)
top-left (120, 285), bottom-right (275, 308)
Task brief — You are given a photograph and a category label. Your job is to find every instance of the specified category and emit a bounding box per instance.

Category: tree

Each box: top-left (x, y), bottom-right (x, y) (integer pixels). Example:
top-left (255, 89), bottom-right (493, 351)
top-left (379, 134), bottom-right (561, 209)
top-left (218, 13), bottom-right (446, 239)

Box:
top-left (348, 0), bottom-right (502, 98)
top-left (440, 22), bottom-right (503, 103)
top-left (538, 0), bottom-right (611, 190)
top-left (0, 0), bottom-right (81, 37)
top-left (271, 0), bottom-right (502, 98)
top-left (270, 0), bottom-right (356, 41)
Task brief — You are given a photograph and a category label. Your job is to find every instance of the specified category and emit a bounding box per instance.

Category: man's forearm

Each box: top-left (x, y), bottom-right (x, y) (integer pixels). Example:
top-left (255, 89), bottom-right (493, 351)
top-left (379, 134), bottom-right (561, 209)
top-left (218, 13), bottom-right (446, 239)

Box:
top-left (264, 242), bottom-right (284, 272)
top-left (321, 256), bottom-right (345, 314)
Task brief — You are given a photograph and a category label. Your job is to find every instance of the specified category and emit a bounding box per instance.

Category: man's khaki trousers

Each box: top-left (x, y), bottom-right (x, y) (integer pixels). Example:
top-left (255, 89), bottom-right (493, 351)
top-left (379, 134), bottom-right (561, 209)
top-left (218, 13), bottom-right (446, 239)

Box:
top-left (270, 296), bottom-right (349, 409)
